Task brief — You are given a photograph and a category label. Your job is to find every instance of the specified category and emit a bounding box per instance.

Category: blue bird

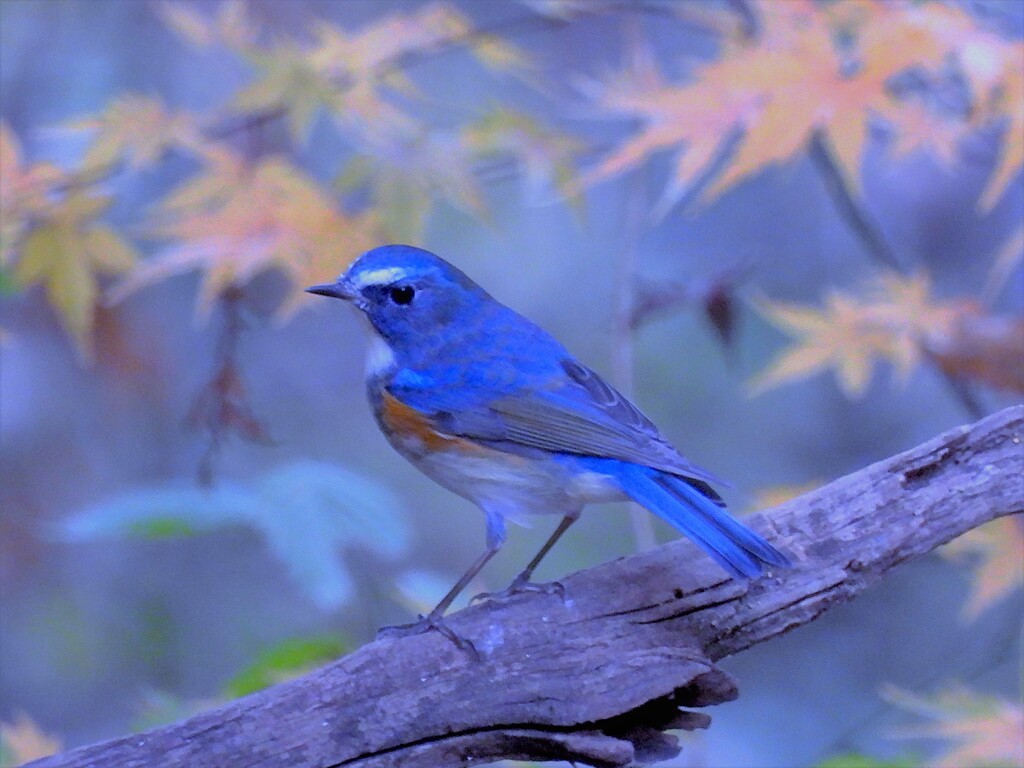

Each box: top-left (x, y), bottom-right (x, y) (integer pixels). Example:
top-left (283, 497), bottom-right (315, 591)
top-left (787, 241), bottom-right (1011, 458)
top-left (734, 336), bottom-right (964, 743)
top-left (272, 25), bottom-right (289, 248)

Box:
top-left (307, 244), bottom-right (789, 642)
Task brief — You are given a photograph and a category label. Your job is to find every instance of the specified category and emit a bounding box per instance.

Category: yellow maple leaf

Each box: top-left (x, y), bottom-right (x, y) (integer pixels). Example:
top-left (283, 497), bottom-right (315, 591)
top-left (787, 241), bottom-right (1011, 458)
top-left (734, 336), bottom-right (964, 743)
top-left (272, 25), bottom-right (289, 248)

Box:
top-left (884, 685), bottom-right (1024, 768)
top-left (316, 3), bottom-right (525, 127)
top-left (13, 193), bottom-right (137, 358)
top-left (232, 44), bottom-right (341, 145)
top-left (312, 3), bottom-right (525, 81)
top-left (109, 150), bottom-right (379, 319)
top-left (751, 292), bottom-right (882, 396)
top-left (0, 712), bottom-right (62, 764)
top-left (63, 94), bottom-right (202, 171)
top-left (225, 3), bottom-right (526, 147)
top-left (751, 272), bottom-right (967, 397)
top-left (0, 122), bottom-right (63, 265)
top-left (942, 517), bottom-right (1024, 620)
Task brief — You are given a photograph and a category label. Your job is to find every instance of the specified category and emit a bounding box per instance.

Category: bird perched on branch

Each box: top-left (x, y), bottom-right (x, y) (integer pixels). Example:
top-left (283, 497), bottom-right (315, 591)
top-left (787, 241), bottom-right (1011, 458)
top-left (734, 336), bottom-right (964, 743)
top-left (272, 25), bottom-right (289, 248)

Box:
top-left (307, 244), bottom-right (789, 647)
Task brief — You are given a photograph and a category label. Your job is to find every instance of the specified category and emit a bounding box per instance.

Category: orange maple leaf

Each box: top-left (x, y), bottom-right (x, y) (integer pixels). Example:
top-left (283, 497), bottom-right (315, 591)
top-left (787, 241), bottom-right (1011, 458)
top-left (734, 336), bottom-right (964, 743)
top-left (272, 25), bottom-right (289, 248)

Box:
top-left (751, 272), bottom-right (970, 397)
top-left (0, 712), bottom-right (61, 764)
top-left (878, 100), bottom-right (967, 169)
top-left (109, 149), bottom-right (379, 319)
top-left (587, 0), bottom-right (1008, 212)
top-left (885, 685), bottom-right (1024, 768)
top-left (942, 517), bottom-right (1024, 620)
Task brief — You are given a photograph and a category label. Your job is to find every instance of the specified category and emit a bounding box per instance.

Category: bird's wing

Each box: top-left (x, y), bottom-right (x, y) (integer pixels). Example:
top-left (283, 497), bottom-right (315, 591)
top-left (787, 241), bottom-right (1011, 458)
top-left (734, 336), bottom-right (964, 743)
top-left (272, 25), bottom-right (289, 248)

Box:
top-left (398, 358), bottom-right (726, 501)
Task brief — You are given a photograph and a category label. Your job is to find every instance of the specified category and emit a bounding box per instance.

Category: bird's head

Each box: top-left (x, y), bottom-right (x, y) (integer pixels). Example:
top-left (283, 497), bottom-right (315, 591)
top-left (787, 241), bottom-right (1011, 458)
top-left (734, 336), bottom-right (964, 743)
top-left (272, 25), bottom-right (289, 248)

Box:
top-left (306, 244), bottom-right (489, 349)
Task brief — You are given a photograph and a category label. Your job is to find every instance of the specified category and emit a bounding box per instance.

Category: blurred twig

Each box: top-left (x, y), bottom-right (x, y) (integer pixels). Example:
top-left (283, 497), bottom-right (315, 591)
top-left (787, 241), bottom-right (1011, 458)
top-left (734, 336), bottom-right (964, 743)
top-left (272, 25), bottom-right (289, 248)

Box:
top-left (806, 130), bottom-right (904, 273)
top-left (187, 286), bottom-right (271, 487)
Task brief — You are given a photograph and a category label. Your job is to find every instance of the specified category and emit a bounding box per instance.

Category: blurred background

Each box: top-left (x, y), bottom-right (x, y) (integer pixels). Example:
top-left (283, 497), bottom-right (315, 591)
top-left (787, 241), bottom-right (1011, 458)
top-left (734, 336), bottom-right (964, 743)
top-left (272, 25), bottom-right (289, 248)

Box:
top-left (1, 1), bottom-right (1022, 766)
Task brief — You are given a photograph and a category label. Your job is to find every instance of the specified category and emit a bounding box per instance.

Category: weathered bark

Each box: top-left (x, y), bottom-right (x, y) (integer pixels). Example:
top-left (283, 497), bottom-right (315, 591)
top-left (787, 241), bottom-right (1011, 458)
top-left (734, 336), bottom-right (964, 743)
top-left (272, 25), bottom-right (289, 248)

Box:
top-left (30, 405), bottom-right (1024, 768)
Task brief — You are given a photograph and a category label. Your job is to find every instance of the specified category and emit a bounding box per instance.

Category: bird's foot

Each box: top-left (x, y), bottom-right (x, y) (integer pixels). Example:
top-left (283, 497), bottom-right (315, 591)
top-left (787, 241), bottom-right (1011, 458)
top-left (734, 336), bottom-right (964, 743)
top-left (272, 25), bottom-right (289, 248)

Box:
top-left (376, 613), bottom-right (479, 659)
top-left (471, 572), bottom-right (565, 605)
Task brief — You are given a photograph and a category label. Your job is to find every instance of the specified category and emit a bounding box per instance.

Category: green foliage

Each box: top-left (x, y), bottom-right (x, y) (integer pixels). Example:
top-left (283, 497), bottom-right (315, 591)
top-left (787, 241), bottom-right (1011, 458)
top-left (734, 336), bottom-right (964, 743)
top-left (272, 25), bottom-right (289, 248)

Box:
top-left (225, 634), bottom-right (351, 698)
top-left (815, 754), bottom-right (919, 768)
top-left (0, 267), bottom-right (16, 296)
top-left (126, 517), bottom-right (200, 539)
top-left (60, 461), bottom-right (409, 609)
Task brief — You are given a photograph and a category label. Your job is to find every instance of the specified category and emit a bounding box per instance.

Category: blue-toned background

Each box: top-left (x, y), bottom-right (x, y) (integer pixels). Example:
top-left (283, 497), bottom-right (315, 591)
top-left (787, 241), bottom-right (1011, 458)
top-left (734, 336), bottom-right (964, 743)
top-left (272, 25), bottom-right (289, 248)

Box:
top-left (1, 1), bottom-right (1021, 766)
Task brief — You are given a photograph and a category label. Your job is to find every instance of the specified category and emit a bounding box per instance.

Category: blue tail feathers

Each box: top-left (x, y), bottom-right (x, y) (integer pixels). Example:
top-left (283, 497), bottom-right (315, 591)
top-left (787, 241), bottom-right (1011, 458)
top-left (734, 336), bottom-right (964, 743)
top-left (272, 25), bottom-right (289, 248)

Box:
top-left (616, 463), bottom-right (790, 578)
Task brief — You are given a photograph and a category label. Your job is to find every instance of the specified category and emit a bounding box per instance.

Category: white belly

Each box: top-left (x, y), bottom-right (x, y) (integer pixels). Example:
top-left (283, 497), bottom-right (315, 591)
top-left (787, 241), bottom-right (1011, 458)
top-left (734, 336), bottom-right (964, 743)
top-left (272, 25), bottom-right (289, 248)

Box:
top-left (411, 448), bottom-right (625, 525)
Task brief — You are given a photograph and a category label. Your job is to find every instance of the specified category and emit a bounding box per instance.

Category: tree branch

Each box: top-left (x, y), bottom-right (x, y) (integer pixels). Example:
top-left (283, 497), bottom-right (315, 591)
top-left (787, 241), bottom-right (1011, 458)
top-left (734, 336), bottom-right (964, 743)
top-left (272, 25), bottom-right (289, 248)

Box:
top-left (30, 406), bottom-right (1023, 768)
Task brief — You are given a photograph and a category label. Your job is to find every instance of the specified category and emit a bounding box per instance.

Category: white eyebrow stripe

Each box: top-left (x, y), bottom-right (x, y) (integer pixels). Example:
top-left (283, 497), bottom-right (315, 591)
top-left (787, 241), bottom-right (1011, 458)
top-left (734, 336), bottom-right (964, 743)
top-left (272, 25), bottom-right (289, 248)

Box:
top-left (351, 267), bottom-right (406, 288)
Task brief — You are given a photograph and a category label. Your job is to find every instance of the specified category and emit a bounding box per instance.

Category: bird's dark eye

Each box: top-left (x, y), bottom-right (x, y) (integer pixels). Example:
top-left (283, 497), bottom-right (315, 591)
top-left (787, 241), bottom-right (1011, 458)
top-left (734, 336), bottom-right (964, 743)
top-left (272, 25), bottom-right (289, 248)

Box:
top-left (389, 285), bottom-right (415, 305)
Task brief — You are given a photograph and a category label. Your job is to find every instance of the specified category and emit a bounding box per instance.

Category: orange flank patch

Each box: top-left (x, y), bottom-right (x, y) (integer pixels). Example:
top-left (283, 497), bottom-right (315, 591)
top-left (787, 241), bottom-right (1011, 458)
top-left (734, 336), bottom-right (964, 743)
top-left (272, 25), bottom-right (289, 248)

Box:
top-left (378, 391), bottom-right (471, 452)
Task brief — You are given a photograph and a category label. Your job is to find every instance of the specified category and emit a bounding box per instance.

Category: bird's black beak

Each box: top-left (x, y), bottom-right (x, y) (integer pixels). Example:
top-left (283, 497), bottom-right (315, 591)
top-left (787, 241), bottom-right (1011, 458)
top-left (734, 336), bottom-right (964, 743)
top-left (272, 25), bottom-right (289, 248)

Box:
top-left (305, 279), bottom-right (357, 301)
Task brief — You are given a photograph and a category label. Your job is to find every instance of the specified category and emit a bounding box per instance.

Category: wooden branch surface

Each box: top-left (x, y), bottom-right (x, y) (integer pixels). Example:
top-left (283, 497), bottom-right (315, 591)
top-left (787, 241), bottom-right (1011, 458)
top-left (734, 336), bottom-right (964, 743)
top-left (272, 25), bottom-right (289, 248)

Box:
top-left (31, 406), bottom-right (1024, 768)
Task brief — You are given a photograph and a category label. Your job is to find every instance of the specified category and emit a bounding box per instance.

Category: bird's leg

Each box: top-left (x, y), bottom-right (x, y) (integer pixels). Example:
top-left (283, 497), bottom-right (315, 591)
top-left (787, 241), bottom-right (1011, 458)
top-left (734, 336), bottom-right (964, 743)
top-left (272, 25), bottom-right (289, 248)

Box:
top-left (377, 514), bottom-right (507, 656)
top-left (472, 514), bottom-right (577, 604)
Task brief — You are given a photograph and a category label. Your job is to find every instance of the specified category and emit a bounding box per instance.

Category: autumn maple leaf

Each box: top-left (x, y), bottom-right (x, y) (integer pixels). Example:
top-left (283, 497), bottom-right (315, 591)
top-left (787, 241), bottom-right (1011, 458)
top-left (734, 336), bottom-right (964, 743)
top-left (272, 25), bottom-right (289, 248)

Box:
top-left (0, 712), bottom-right (61, 765)
top-left (336, 132), bottom-right (483, 243)
top-left (13, 192), bottom-right (137, 358)
top-left (463, 107), bottom-right (581, 206)
top-left (0, 122), bottom-right (63, 265)
top-left (335, 108), bottom-right (581, 242)
top-left (214, 1), bottom-right (525, 145)
top-left (977, 42), bottom-right (1024, 211)
top-left (586, 0), bottom-right (1017, 214)
top-left (154, 0), bottom-right (255, 51)
top-left (751, 272), bottom-right (969, 397)
top-left (109, 148), bottom-right (379, 319)
top-left (61, 94), bottom-right (202, 172)
top-left (942, 517), bottom-right (1024, 620)
top-left (884, 685), bottom-right (1024, 768)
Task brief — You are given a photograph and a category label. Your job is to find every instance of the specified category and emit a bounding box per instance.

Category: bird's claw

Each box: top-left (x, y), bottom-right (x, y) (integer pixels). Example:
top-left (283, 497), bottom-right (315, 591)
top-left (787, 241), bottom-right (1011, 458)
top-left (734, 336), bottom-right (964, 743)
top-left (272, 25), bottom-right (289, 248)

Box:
top-left (376, 614), bottom-right (479, 659)
top-left (471, 574), bottom-right (566, 605)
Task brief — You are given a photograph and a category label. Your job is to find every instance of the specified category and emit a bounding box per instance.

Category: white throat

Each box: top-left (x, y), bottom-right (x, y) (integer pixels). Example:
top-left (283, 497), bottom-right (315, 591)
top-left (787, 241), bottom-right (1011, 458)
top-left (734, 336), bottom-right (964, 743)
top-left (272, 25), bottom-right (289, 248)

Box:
top-left (366, 333), bottom-right (397, 378)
